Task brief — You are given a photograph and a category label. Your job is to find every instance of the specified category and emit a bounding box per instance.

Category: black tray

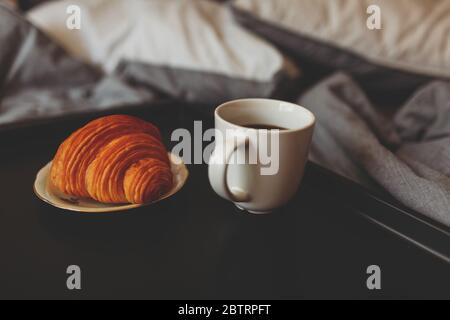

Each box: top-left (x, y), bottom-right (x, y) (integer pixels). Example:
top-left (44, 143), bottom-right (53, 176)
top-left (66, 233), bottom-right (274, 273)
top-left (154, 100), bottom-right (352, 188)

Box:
top-left (0, 102), bottom-right (448, 299)
top-left (1, 101), bottom-right (448, 262)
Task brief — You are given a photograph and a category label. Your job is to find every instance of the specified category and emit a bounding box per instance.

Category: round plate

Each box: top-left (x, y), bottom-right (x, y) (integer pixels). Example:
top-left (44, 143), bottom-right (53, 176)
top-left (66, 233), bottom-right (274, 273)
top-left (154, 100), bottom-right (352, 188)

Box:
top-left (33, 153), bottom-right (189, 213)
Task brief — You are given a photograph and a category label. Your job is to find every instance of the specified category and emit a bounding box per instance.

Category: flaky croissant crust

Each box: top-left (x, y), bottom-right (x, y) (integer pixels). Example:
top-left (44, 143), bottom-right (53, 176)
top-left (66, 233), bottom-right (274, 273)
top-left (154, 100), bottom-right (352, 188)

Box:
top-left (51, 115), bottom-right (173, 204)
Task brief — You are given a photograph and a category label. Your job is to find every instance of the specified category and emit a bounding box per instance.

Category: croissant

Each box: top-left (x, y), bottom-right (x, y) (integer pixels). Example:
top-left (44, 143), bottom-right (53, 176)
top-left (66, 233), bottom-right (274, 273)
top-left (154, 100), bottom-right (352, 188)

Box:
top-left (50, 115), bottom-right (173, 204)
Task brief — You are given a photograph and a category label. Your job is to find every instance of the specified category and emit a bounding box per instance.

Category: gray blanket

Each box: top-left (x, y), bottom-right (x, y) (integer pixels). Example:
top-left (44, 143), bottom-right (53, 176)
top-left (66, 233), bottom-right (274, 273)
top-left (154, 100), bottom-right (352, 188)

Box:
top-left (0, 4), bottom-right (154, 127)
top-left (301, 73), bottom-right (450, 227)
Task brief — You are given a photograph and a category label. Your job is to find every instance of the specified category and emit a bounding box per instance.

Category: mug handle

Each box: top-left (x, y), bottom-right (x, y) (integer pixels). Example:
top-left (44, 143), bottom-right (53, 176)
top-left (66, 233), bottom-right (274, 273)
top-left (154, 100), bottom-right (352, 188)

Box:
top-left (209, 136), bottom-right (251, 203)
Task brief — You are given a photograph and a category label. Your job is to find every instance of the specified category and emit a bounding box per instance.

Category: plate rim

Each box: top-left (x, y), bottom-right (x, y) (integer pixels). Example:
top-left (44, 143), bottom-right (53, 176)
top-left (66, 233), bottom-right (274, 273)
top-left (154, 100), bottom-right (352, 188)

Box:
top-left (33, 152), bottom-right (189, 214)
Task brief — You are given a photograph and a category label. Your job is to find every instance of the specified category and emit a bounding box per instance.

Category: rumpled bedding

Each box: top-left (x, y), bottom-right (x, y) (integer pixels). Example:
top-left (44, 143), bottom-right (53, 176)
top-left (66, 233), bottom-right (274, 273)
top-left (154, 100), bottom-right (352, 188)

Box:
top-left (0, 0), bottom-right (299, 127)
top-left (0, 4), bottom-right (155, 127)
top-left (27, 0), bottom-right (299, 105)
top-left (301, 73), bottom-right (450, 226)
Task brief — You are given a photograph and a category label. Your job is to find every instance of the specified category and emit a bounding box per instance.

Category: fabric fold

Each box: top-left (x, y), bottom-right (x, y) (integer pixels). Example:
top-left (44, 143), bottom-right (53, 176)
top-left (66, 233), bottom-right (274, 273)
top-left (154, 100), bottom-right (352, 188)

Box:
top-left (0, 3), bottom-right (156, 128)
top-left (300, 73), bottom-right (450, 226)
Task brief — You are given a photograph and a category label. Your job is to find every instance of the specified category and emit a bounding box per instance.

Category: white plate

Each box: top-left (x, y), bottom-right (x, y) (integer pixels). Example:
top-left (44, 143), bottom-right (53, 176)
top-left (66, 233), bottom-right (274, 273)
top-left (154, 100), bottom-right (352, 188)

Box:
top-left (34, 153), bottom-right (188, 213)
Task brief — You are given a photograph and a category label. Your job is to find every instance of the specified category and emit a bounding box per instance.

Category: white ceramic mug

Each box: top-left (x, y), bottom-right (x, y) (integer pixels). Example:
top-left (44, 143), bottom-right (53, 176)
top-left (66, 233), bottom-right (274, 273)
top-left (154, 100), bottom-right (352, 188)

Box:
top-left (208, 99), bottom-right (315, 214)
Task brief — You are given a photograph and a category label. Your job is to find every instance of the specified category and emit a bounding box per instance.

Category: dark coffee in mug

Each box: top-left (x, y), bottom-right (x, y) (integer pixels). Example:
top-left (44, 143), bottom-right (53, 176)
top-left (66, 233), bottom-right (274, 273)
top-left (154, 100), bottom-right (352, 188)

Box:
top-left (242, 124), bottom-right (288, 130)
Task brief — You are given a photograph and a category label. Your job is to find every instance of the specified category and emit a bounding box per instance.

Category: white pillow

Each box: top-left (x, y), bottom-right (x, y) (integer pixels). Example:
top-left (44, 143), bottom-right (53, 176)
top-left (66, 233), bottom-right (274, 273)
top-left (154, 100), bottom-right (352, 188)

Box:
top-left (28, 0), bottom-right (298, 82)
top-left (234, 0), bottom-right (450, 79)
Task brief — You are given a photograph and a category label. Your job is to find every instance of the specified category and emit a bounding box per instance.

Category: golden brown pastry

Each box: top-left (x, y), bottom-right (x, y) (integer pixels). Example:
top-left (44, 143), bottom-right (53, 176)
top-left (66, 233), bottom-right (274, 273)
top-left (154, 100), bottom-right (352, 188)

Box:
top-left (51, 115), bottom-right (173, 204)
